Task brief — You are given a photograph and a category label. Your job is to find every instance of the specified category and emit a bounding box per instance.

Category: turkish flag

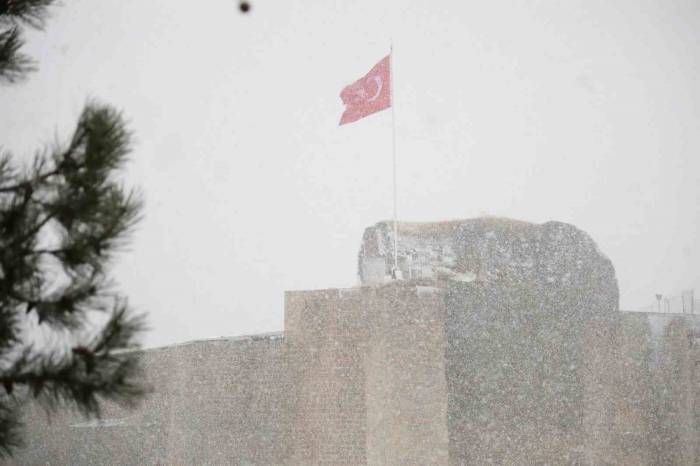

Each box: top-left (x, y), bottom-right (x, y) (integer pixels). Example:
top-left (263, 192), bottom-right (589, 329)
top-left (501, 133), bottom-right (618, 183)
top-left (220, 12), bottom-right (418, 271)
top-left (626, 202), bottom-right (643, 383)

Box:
top-left (339, 55), bottom-right (391, 126)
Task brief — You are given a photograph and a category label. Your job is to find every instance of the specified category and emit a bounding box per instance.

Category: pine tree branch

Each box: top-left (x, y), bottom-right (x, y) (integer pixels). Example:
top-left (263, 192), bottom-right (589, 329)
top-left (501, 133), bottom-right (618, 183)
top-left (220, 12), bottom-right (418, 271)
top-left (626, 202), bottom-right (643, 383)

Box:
top-left (0, 168), bottom-right (59, 193)
top-left (0, 0), bottom-right (56, 84)
top-left (0, 95), bottom-right (146, 455)
top-left (0, 152), bottom-right (16, 184)
top-left (90, 302), bottom-right (147, 355)
top-left (0, 403), bottom-right (23, 458)
top-left (0, 2), bottom-right (148, 456)
top-left (0, 132), bottom-right (88, 193)
top-left (0, 0), bottom-right (55, 29)
top-left (0, 304), bottom-right (148, 414)
top-left (0, 351), bottom-right (146, 417)
top-left (11, 210), bottom-right (53, 245)
top-left (0, 27), bottom-right (33, 84)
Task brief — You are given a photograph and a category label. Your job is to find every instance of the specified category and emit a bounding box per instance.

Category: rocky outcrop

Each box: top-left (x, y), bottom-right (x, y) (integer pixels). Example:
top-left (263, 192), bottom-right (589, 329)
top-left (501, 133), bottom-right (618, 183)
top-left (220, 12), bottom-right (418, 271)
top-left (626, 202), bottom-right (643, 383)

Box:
top-left (358, 217), bottom-right (619, 310)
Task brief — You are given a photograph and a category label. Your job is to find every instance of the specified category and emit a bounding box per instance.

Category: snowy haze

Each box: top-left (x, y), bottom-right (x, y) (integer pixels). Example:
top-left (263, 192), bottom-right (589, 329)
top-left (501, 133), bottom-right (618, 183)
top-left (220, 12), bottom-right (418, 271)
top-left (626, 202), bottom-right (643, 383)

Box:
top-left (2, 0), bottom-right (699, 347)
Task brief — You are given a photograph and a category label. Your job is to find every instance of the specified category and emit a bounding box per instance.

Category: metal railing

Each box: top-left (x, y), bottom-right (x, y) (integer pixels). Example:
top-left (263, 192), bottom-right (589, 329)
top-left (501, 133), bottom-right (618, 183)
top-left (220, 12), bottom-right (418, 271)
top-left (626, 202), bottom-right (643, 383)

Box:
top-left (644, 290), bottom-right (698, 314)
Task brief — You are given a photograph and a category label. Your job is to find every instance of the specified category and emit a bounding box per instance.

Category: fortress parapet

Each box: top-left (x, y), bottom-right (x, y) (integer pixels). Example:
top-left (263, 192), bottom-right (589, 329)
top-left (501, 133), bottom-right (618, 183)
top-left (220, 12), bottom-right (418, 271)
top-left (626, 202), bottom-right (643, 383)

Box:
top-left (10, 219), bottom-right (700, 465)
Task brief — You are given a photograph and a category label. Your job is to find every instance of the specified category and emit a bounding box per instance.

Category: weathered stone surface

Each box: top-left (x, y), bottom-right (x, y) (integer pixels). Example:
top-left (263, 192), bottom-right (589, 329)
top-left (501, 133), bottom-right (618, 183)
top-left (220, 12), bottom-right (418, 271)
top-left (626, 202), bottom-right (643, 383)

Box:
top-left (9, 333), bottom-right (291, 466)
top-left (358, 219), bottom-right (619, 312)
top-left (285, 285), bottom-right (450, 465)
top-left (9, 285), bottom-right (700, 465)
top-left (444, 277), bottom-right (700, 465)
top-left (9, 219), bottom-right (699, 465)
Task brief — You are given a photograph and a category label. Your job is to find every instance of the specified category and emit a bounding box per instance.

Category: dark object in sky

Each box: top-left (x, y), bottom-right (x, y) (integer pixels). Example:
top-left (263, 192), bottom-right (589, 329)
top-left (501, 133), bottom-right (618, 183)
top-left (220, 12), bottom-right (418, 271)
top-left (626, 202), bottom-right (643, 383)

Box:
top-left (239, 1), bottom-right (251, 13)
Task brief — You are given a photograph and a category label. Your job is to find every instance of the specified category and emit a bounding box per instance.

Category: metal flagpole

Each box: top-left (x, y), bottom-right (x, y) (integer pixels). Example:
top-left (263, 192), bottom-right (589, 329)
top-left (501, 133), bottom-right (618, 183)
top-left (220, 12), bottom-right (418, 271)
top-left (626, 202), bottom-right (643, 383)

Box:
top-left (390, 44), bottom-right (399, 279)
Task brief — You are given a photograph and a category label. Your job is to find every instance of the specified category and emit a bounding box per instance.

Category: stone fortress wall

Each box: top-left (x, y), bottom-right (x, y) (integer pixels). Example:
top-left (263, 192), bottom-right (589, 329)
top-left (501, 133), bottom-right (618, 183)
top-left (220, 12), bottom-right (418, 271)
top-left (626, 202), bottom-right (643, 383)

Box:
top-left (9, 219), bottom-right (700, 465)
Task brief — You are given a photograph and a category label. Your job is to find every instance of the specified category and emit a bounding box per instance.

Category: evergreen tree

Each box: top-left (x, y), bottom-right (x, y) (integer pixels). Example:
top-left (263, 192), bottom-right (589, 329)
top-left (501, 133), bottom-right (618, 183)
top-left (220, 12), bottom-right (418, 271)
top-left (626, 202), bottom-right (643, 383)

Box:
top-left (0, 0), bottom-right (148, 456)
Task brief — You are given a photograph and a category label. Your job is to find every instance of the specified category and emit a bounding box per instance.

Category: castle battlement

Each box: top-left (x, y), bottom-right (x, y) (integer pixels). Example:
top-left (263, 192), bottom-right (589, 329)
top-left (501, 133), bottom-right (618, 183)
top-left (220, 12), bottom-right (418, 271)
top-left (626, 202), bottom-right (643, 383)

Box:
top-left (11, 220), bottom-right (700, 465)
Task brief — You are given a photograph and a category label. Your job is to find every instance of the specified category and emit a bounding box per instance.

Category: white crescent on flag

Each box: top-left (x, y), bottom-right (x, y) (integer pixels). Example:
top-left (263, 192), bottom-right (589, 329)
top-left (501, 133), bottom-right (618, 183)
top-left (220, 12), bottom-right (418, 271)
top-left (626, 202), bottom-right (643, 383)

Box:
top-left (368, 76), bottom-right (383, 102)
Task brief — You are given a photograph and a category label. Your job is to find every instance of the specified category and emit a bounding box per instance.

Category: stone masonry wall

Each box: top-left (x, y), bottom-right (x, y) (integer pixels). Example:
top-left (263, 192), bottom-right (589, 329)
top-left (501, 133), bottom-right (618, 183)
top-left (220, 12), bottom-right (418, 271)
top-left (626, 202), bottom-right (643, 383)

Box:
top-left (8, 285), bottom-right (700, 465)
top-left (7, 333), bottom-right (291, 466)
top-left (284, 284), bottom-right (450, 466)
top-left (284, 289), bottom-right (369, 465)
top-left (8, 217), bottom-right (699, 465)
top-left (445, 279), bottom-right (700, 465)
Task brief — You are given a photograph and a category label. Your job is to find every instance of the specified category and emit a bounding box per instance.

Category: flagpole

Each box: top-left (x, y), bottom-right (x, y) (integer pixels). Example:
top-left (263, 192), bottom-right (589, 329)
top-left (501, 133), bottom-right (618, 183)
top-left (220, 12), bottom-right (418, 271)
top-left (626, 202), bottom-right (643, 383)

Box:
top-left (390, 44), bottom-right (399, 279)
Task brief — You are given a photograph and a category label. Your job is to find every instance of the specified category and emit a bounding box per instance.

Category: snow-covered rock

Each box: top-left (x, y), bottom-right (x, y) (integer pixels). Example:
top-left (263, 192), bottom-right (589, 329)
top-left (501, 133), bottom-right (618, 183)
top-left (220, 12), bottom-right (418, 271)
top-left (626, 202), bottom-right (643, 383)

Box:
top-left (358, 217), bottom-right (619, 310)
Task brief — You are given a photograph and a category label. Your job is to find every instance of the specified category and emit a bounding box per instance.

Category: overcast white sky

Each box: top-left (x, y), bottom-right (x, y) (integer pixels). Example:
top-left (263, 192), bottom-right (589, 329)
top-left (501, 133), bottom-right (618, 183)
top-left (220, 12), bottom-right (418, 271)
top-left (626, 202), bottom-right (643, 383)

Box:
top-left (2, 0), bottom-right (699, 347)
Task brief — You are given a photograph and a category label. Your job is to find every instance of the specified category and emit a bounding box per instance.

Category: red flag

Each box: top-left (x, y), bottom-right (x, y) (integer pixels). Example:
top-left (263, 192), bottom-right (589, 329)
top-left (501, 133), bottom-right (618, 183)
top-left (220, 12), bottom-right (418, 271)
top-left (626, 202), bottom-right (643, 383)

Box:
top-left (339, 55), bottom-right (391, 126)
